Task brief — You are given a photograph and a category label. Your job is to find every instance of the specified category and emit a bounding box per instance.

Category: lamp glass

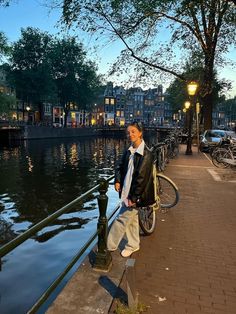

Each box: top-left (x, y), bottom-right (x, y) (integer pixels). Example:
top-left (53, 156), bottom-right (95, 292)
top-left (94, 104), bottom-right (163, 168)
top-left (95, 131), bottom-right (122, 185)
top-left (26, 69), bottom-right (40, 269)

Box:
top-left (187, 81), bottom-right (198, 96)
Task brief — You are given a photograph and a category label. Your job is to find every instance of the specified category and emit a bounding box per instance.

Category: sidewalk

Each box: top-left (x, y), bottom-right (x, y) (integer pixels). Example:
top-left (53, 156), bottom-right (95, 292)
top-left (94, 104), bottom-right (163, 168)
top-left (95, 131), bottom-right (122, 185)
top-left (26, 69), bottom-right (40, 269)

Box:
top-left (109, 145), bottom-right (236, 313)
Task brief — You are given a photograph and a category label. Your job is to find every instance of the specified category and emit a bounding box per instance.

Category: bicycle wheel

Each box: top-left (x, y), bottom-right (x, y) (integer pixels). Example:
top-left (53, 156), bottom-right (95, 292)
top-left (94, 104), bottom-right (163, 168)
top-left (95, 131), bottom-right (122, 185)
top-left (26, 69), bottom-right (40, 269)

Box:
top-left (157, 173), bottom-right (179, 208)
top-left (139, 206), bottom-right (156, 235)
top-left (212, 148), bottom-right (231, 168)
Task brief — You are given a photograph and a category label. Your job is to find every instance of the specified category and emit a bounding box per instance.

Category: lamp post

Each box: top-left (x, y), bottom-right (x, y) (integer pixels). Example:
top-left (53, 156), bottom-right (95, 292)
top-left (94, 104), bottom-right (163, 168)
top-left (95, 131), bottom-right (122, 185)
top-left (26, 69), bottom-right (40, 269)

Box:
top-left (196, 102), bottom-right (200, 152)
top-left (185, 81), bottom-right (198, 155)
top-left (184, 101), bottom-right (191, 149)
top-left (26, 106), bottom-right (31, 124)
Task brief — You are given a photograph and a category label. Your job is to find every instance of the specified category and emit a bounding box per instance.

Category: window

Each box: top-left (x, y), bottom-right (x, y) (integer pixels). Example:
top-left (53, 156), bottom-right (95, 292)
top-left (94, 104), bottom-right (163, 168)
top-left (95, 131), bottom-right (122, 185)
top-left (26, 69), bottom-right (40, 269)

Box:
top-left (44, 104), bottom-right (51, 114)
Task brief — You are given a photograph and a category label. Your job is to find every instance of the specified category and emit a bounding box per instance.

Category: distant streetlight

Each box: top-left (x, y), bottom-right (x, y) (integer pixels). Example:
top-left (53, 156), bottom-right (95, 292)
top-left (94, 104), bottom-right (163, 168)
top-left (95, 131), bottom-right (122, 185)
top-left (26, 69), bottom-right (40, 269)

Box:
top-left (185, 81), bottom-right (198, 155)
top-left (184, 101), bottom-right (191, 110)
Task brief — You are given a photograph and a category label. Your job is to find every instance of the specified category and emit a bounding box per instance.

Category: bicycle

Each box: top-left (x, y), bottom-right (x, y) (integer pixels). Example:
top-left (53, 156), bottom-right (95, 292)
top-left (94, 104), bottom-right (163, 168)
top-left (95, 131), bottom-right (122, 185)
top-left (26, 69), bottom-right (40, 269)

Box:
top-left (211, 143), bottom-right (236, 168)
top-left (139, 156), bottom-right (179, 235)
top-left (153, 142), bottom-right (167, 172)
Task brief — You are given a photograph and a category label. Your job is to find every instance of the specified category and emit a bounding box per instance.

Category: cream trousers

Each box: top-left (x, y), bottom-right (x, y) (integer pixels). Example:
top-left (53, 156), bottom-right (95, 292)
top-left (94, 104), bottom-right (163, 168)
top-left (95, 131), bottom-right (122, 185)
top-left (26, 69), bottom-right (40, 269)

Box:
top-left (107, 203), bottom-right (140, 251)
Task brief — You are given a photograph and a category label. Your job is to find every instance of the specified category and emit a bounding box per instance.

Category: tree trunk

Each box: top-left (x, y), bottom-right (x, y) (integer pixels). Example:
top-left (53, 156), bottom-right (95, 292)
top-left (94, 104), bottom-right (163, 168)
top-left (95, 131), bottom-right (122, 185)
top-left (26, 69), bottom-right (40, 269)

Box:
top-left (202, 54), bottom-right (215, 130)
top-left (202, 92), bottom-right (213, 130)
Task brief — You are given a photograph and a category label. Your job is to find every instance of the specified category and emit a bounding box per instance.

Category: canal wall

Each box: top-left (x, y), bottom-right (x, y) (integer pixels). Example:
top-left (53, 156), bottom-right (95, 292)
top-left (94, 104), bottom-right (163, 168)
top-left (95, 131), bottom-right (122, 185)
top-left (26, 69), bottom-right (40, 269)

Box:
top-left (0, 125), bottom-right (170, 142)
top-left (23, 125), bottom-right (97, 139)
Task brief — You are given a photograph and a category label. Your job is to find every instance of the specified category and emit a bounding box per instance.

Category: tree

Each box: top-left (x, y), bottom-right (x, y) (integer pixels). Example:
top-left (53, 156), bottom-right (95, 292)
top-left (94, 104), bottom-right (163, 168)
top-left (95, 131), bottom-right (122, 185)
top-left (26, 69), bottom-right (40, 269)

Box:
top-left (0, 31), bottom-right (10, 61)
top-left (49, 36), bottom-right (101, 126)
top-left (8, 28), bottom-right (101, 125)
top-left (0, 0), bottom-right (11, 6)
top-left (166, 54), bottom-right (232, 114)
top-left (57, 0), bottom-right (236, 129)
top-left (0, 63), bottom-right (16, 118)
top-left (0, 92), bottom-right (16, 117)
top-left (9, 27), bottom-right (57, 119)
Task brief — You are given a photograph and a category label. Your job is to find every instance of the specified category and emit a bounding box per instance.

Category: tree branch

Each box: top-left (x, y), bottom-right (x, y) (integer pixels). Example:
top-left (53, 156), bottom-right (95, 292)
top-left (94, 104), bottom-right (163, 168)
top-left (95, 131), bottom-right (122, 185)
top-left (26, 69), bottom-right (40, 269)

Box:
top-left (101, 11), bottom-right (186, 82)
top-left (158, 11), bottom-right (206, 51)
top-left (213, 0), bottom-right (229, 48)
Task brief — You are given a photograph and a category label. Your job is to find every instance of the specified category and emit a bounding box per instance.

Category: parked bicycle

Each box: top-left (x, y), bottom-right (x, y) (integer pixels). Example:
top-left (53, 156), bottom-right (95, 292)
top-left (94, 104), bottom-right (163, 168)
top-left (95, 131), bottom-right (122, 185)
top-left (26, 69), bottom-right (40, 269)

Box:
top-left (211, 144), bottom-right (236, 168)
top-left (151, 130), bottom-right (180, 172)
top-left (138, 144), bottom-right (180, 235)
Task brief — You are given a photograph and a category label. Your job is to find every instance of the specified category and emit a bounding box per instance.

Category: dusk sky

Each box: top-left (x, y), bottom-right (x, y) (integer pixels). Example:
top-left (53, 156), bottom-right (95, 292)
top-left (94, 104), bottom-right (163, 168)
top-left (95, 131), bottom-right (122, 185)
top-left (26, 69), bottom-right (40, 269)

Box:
top-left (0, 0), bottom-right (235, 97)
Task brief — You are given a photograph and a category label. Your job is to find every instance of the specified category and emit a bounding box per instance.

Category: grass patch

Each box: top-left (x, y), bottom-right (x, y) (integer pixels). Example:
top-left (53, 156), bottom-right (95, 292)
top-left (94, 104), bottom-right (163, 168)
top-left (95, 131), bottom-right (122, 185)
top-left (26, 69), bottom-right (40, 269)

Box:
top-left (113, 300), bottom-right (149, 314)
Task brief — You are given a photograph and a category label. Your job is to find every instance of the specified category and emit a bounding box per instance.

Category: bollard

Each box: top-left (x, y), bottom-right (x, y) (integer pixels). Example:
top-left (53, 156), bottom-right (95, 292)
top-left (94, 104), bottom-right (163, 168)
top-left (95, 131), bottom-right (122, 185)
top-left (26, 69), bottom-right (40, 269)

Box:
top-left (93, 178), bottom-right (112, 272)
top-left (126, 259), bottom-right (138, 310)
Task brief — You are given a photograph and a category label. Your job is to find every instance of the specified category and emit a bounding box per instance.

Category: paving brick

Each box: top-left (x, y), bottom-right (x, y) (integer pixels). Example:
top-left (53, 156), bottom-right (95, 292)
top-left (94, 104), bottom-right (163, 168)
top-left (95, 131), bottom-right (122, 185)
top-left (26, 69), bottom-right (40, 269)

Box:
top-left (200, 306), bottom-right (216, 313)
top-left (185, 303), bottom-right (201, 313)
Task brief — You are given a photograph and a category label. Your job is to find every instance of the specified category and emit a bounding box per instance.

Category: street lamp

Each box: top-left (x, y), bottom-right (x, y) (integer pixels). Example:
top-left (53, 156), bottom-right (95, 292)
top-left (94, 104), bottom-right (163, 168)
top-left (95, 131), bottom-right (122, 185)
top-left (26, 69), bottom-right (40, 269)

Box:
top-left (184, 101), bottom-right (191, 110)
top-left (187, 81), bottom-right (198, 96)
top-left (185, 81), bottom-right (198, 155)
top-left (26, 106), bottom-right (31, 124)
top-left (196, 102), bottom-right (200, 152)
top-left (184, 101), bottom-right (190, 147)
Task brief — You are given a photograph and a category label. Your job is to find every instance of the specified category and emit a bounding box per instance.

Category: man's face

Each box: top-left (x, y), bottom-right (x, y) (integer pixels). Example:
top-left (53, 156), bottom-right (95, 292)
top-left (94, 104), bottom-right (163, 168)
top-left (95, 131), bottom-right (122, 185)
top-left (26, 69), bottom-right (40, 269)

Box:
top-left (127, 126), bottom-right (142, 144)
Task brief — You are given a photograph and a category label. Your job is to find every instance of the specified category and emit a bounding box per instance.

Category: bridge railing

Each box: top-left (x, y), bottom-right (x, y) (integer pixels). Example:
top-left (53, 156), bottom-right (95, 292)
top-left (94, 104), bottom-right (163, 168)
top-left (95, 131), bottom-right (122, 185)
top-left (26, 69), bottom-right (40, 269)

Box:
top-left (0, 175), bottom-right (119, 313)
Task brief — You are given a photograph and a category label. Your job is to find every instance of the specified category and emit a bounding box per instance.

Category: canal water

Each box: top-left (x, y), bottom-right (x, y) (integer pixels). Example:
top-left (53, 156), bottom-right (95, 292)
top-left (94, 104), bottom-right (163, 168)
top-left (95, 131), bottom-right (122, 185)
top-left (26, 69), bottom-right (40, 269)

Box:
top-left (0, 134), bottom-right (156, 314)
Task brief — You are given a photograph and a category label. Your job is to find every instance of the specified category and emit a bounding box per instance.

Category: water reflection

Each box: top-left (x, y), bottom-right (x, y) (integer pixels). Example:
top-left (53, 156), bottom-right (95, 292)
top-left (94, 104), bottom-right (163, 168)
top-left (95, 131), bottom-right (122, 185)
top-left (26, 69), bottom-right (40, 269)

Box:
top-left (0, 136), bottom-right (129, 313)
top-left (0, 137), bottom-right (126, 245)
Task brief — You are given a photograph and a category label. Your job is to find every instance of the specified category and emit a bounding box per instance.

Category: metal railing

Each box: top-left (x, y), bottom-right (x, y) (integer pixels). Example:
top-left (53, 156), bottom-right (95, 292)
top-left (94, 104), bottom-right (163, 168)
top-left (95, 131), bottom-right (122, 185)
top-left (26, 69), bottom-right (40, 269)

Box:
top-left (0, 175), bottom-right (119, 313)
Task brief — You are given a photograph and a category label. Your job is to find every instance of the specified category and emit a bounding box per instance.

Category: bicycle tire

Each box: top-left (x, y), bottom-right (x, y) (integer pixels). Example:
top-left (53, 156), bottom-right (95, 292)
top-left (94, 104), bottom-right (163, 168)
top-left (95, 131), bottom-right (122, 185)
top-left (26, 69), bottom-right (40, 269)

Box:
top-left (139, 206), bottom-right (156, 235)
top-left (157, 173), bottom-right (179, 208)
top-left (212, 148), bottom-right (231, 168)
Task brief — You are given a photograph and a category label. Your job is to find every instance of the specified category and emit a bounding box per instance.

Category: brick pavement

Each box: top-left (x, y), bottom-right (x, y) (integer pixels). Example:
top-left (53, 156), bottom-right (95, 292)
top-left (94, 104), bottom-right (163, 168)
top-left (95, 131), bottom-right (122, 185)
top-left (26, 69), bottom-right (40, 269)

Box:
top-left (109, 145), bottom-right (236, 314)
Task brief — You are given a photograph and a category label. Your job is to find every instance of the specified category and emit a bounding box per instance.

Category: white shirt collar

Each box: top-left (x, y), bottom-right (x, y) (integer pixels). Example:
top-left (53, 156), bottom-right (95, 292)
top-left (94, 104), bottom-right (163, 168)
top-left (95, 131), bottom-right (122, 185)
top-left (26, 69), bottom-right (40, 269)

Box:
top-left (128, 140), bottom-right (145, 156)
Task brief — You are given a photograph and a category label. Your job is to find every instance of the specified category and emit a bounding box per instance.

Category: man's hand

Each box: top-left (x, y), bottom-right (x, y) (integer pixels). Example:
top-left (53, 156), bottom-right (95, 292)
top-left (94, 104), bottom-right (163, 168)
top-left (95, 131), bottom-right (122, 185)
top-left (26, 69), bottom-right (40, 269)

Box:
top-left (115, 182), bottom-right (121, 192)
top-left (128, 199), bottom-right (136, 207)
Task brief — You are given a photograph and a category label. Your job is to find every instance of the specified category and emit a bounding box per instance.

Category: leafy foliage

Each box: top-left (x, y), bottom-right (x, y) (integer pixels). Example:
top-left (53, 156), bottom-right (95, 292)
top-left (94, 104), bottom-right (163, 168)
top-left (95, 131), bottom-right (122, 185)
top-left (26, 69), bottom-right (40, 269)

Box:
top-left (0, 0), bottom-right (11, 6)
top-left (10, 27), bottom-right (56, 106)
top-left (166, 49), bottom-right (232, 113)
top-left (7, 27), bottom-right (101, 125)
top-left (49, 36), bottom-right (101, 124)
top-left (0, 31), bottom-right (10, 61)
top-left (0, 90), bottom-right (16, 116)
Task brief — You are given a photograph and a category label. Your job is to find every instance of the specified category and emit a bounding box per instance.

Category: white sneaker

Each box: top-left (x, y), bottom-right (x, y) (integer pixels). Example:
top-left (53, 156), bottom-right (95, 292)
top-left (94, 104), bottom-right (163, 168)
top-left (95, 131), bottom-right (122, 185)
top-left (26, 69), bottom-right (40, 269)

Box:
top-left (121, 248), bottom-right (139, 258)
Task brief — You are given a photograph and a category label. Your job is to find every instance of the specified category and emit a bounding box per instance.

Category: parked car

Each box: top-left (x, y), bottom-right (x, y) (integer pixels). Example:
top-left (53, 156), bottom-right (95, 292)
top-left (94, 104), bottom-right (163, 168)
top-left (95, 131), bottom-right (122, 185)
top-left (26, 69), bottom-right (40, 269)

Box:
top-left (199, 129), bottom-right (229, 152)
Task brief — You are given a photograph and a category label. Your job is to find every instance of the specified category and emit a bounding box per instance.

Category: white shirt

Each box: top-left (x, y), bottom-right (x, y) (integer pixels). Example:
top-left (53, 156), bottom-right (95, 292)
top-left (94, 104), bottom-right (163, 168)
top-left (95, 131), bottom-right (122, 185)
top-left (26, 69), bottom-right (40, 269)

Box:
top-left (121, 140), bottom-right (145, 206)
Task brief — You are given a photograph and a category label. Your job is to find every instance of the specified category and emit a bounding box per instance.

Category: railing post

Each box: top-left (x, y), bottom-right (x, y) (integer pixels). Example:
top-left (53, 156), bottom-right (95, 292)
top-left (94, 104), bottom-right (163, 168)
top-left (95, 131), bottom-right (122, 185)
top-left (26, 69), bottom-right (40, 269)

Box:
top-left (93, 178), bottom-right (112, 272)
